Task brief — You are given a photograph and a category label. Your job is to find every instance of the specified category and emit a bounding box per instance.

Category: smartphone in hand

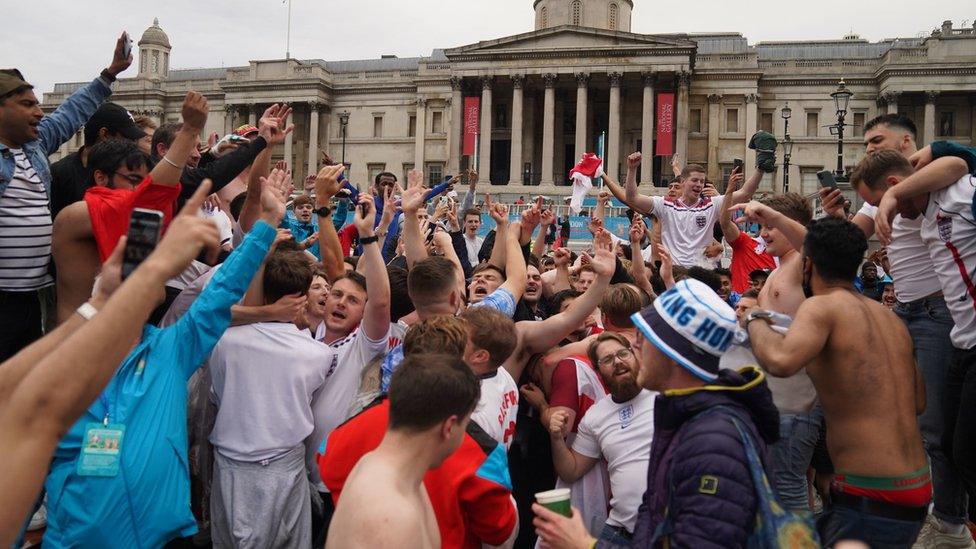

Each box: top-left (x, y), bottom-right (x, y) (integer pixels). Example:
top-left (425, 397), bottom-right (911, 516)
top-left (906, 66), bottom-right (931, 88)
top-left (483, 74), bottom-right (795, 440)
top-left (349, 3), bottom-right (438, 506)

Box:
top-left (816, 170), bottom-right (838, 189)
top-left (122, 208), bottom-right (164, 279)
top-left (733, 158), bottom-right (744, 173)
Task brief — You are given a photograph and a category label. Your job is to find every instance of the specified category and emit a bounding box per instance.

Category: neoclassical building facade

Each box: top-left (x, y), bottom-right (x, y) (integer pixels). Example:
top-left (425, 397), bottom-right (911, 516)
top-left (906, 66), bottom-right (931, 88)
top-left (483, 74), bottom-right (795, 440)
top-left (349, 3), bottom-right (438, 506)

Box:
top-left (44, 5), bottom-right (976, 202)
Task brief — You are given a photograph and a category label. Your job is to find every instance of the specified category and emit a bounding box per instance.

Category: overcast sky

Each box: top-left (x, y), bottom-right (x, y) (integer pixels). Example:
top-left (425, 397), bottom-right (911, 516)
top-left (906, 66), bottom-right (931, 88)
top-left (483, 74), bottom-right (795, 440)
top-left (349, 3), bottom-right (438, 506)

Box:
top-left (2, 0), bottom-right (971, 98)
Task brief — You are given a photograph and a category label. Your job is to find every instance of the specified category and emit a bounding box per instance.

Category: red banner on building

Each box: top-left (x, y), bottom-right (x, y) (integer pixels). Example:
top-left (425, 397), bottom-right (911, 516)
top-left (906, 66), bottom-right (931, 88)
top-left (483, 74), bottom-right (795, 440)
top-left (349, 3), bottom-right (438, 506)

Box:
top-left (463, 97), bottom-right (480, 156)
top-left (655, 92), bottom-right (675, 156)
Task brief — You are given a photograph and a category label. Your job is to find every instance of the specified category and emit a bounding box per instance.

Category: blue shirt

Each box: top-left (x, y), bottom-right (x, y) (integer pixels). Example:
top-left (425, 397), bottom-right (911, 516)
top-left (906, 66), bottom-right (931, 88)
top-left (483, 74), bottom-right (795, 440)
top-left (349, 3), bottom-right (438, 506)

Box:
top-left (280, 217), bottom-right (320, 259)
top-left (43, 221), bottom-right (276, 549)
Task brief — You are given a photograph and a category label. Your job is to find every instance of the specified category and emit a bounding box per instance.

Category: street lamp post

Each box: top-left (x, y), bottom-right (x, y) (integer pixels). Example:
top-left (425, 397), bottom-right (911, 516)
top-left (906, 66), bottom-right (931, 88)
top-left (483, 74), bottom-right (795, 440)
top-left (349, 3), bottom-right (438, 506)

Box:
top-left (781, 103), bottom-right (792, 193)
top-left (339, 111), bottom-right (351, 166)
top-left (830, 80), bottom-right (853, 181)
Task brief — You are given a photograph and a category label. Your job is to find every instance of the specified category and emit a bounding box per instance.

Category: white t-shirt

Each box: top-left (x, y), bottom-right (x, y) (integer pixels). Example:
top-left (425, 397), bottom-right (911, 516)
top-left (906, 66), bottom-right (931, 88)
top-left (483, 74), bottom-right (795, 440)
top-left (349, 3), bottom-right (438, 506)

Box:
top-left (649, 195), bottom-right (726, 267)
top-left (471, 368), bottom-right (520, 450)
top-left (573, 390), bottom-right (655, 532)
top-left (208, 322), bottom-right (335, 462)
top-left (464, 233), bottom-right (484, 268)
top-left (858, 203), bottom-right (942, 302)
top-left (313, 324), bottom-right (392, 440)
top-left (201, 207), bottom-right (234, 249)
top-left (920, 175), bottom-right (976, 349)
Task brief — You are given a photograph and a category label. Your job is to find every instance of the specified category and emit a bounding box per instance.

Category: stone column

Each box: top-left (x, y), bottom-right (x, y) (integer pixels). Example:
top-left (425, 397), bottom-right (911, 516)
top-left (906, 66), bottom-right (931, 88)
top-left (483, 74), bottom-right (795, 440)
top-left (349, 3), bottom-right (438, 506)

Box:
top-left (574, 73), bottom-right (590, 163)
top-left (608, 72), bottom-right (623, 180)
top-left (923, 91), bottom-right (938, 146)
top-left (706, 93), bottom-right (722, 182)
top-left (248, 104), bottom-right (257, 126)
top-left (479, 76), bottom-right (493, 184)
top-left (509, 75), bottom-right (525, 186)
top-left (884, 91), bottom-right (901, 115)
top-left (449, 76), bottom-right (463, 174)
top-left (415, 98), bottom-right (428, 170)
top-left (674, 71), bottom-right (691, 161)
top-left (970, 94), bottom-right (976, 146)
top-left (284, 109), bottom-right (294, 166)
top-left (744, 93), bottom-right (759, 171)
top-left (223, 105), bottom-right (235, 135)
top-left (307, 103), bottom-right (320, 179)
top-left (640, 73), bottom-right (655, 185)
top-left (541, 73), bottom-right (557, 186)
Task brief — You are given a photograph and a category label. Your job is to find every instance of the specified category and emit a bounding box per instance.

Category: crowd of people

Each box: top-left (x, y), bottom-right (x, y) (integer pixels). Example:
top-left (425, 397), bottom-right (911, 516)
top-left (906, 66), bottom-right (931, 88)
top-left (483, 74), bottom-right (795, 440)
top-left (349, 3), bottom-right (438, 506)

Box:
top-left (1, 31), bottom-right (975, 549)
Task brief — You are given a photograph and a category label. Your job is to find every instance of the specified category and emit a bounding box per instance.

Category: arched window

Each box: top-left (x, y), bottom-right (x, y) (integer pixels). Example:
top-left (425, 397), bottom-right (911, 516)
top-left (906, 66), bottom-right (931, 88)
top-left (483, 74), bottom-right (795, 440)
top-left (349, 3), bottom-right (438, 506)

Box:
top-left (541, 6), bottom-right (549, 27)
top-left (608, 2), bottom-right (618, 30)
top-left (572, 1), bottom-right (582, 26)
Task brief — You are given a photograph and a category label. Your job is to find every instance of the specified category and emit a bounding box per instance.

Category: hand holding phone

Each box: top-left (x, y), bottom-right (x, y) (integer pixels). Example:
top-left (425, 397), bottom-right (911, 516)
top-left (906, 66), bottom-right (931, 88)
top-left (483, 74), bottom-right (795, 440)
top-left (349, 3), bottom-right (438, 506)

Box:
top-left (122, 208), bottom-right (164, 279)
top-left (122, 32), bottom-right (133, 60)
top-left (733, 158), bottom-right (744, 174)
top-left (816, 170), bottom-right (838, 189)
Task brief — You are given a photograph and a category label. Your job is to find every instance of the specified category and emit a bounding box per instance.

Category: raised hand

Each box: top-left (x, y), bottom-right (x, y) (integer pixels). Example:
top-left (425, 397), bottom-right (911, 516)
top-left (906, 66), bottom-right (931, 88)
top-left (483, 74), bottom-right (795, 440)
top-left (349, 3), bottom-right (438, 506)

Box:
top-left (597, 190), bottom-right (611, 204)
top-left (521, 201), bottom-right (542, 229)
top-left (553, 247), bottom-right (571, 268)
top-left (627, 152), bottom-right (642, 169)
top-left (353, 194), bottom-right (376, 237)
top-left (629, 218), bottom-right (647, 243)
top-left (107, 32), bottom-right (134, 77)
top-left (540, 207), bottom-right (555, 227)
top-left (591, 229), bottom-right (616, 277)
top-left (274, 160), bottom-right (288, 172)
top-left (258, 169), bottom-right (292, 225)
top-left (432, 198), bottom-right (449, 221)
top-left (488, 198), bottom-right (509, 227)
top-left (401, 169), bottom-right (428, 214)
top-left (314, 164), bottom-right (346, 203)
top-left (467, 168), bottom-right (478, 189)
top-left (181, 91), bottom-right (209, 132)
top-left (735, 201), bottom-right (776, 226)
top-left (587, 216), bottom-right (604, 236)
top-left (379, 185), bottom-right (397, 228)
top-left (671, 154), bottom-right (682, 176)
top-left (818, 187), bottom-right (847, 220)
top-left (727, 171), bottom-right (744, 196)
top-left (145, 181), bottom-right (220, 279)
top-left (658, 244), bottom-right (675, 287)
top-left (320, 150), bottom-right (336, 166)
top-left (258, 104), bottom-right (294, 146)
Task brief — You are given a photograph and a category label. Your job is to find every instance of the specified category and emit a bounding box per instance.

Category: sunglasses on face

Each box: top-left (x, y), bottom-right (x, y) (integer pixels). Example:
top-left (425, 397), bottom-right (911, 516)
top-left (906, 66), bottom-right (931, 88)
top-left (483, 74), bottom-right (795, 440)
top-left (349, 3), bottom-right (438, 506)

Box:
top-left (112, 172), bottom-right (144, 185)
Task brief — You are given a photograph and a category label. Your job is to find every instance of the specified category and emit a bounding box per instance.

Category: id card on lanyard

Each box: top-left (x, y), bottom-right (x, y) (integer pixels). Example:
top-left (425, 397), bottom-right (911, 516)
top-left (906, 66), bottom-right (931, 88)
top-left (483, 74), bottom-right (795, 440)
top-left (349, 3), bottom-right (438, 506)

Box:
top-left (78, 389), bottom-right (125, 477)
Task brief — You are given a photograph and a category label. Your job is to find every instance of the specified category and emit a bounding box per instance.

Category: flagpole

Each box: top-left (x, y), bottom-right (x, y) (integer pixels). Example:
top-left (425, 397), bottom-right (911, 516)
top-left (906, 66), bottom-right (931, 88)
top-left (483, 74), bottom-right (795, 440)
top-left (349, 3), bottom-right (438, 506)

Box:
top-left (285, 0), bottom-right (292, 59)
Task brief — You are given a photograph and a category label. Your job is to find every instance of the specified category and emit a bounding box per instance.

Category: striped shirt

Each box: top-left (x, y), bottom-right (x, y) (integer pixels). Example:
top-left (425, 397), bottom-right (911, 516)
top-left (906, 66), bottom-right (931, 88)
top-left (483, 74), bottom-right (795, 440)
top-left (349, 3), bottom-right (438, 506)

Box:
top-left (0, 150), bottom-right (53, 290)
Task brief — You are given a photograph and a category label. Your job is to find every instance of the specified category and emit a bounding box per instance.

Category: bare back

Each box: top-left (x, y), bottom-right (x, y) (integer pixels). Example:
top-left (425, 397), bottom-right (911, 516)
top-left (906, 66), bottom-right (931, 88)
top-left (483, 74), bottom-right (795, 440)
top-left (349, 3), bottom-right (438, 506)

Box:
top-left (326, 453), bottom-right (439, 549)
top-left (804, 290), bottom-right (926, 477)
top-left (52, 203), bottom-right (100, 325)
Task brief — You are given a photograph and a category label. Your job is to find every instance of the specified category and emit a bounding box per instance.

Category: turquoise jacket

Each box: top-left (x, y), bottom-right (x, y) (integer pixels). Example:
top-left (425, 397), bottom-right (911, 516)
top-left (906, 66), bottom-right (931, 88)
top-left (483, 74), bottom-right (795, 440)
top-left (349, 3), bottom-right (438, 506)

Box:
top-left (42, 220), bottom-right (277, 549)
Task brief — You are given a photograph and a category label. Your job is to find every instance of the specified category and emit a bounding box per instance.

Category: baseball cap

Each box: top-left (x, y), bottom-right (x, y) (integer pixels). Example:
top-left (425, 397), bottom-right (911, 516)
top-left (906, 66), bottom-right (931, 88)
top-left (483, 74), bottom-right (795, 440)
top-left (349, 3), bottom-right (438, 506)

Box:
top-left (234, 124), bottom-right (259, 137)
top-left (84, 103), bottom-right (147, 143)
top-left (0, 69), bottom-right (32, 97)
top-left (631, 279), bottom-right (740, 382)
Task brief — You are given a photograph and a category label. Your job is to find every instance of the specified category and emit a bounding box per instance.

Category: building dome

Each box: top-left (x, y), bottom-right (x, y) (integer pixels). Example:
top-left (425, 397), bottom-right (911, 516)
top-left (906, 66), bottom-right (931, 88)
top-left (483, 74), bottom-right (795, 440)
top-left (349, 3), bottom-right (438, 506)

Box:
top-left (138, 18), bottom-right (171, 49)
top-left (534, 0), bottom-right (633, 32)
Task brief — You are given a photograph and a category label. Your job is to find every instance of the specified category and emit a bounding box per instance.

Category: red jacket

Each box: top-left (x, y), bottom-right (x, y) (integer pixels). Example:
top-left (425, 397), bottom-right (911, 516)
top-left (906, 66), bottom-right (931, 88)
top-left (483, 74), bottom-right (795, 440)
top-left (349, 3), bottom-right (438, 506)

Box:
top-left (320, 399), bottom-right (517, 548)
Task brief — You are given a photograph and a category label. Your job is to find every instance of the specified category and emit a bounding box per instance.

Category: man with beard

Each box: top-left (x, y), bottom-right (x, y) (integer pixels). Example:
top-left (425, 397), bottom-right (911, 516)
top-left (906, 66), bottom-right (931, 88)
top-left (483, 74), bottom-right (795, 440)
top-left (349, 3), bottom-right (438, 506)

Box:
top-left (548, 331), bottom-right (654, 545)
top-left (857, 261), bottom-right (884, 301)
top-left (748, 217), bottom-right (930, 548)
top-left (533, 279), bottom-right (779, 548)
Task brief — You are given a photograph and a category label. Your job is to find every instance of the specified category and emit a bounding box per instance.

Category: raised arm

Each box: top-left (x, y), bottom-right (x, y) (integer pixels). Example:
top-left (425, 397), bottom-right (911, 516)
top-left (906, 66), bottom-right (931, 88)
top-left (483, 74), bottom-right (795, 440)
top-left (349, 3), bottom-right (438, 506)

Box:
top-left (352, 193), bottom-right (391, 340)
top-left (238, 104), bottom-right (293, 232)
top-left (747, 298), bottom-right (832, 377)
top-left (314, 164), bottom-right (348, 282)
top-left (489, 202), bottom-right (528, 303)
top-left (534, 206), bottom-right (555, 259)
top-left (623, 152), bottom-right (654, 214)
top-left (629, 219), bottom-right (655, 297)
top-left (401, 169), bottom-right (429, 269)
top-left (729, 168), bottom-right (762, 206)
top-left (461, 168), bottom-right (478, 211)
top-left (719, 170), bottom-right (743, 243)
top-left (0, 184), bottom-right (218, 545)
top-left (738, 201), bottom-right (807, 255)
top-left (149, 92), bottom-right (209, 186)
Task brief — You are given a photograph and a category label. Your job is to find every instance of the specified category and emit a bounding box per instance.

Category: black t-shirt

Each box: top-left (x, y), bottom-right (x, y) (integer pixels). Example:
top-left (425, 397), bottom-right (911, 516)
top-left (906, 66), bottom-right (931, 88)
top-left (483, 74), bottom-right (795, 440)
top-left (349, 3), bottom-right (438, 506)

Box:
top-left (49, 150), bottom-right (90, 219)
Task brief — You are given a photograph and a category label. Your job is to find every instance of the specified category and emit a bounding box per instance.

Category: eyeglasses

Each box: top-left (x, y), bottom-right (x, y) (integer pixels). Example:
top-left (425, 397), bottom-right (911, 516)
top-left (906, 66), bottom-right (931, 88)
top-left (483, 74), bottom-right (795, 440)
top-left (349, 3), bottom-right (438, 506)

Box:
top-left (597, 348), bottom-right (632, 368)
top-left (112, 172), bottom-right (145, 186)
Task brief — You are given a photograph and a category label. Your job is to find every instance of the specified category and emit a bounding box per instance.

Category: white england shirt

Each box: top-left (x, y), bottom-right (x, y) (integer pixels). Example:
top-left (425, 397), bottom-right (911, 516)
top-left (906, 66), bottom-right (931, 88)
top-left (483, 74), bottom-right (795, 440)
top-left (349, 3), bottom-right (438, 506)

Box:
top-left (471, 367), bottom-right (519, 449)
top-left (649, 195), bottom-right (726, 267)
top-left (858, 203), bottom-right (942, 302)
top-left (573, 389), bottom-right (655, 532)
top-left (919, 175), bottom-right (976, 349)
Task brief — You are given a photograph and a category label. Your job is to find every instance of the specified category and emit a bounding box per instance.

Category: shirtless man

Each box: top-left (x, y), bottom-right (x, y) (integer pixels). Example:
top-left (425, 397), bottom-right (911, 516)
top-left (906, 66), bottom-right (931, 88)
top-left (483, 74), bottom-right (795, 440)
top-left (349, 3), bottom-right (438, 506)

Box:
top-left (747, 217), bottom-right (929, 548)
top-left (325, 353), bottom-right (480, 549)
top-left (731, 193), bottom-right (822, 511)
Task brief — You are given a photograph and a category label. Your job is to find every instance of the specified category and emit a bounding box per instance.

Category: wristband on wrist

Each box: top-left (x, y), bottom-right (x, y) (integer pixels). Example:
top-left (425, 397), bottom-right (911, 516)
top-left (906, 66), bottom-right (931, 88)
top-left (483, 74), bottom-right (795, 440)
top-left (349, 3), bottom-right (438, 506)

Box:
top-left (76, 302), bottom-right (99, 321)
top-left (160, 156), bottom-right (184, 170)
top-left (359, 235), bottom-right (379, 245)
top-left (100, 69), bottom-right (117, 83)
top-left (313, 206), bottom-right (332, 217)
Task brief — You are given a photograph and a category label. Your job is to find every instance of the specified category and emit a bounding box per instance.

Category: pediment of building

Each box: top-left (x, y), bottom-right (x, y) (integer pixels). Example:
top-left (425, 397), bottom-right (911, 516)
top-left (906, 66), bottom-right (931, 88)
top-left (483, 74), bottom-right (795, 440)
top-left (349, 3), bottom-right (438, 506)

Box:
top-left (444, 25), bottom-right (695, 59)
